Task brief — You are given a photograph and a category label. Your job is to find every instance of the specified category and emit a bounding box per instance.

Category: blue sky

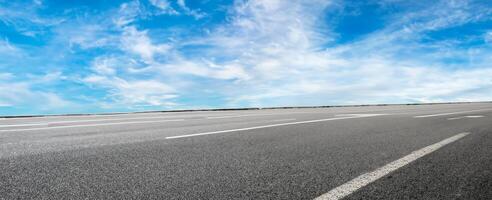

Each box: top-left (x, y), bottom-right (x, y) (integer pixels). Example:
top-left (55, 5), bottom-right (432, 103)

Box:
top-left (1, 0), bottom-right (492, 115)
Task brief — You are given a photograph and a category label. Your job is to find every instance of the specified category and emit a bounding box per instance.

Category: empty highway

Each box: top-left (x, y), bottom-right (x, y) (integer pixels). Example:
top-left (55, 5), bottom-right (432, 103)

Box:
top-left (1, 103), bottom-right (491, 199)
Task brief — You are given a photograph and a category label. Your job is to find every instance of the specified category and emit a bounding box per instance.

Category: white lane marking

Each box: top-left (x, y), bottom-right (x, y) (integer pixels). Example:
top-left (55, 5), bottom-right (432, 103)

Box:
top-left (0, 110), bottom-right (236, 122)
top-left (207, 115), bottom-right (259, 119)
top-left (0, 113), bottom-right (155, 121)
top-left (269, 118), bottom-right (296, 122)
top-left (0, 119), bottom-right (184, 132)
top-left (465, 115), bottom-right (485, 118)
top-left (0, 116), bottom-right (186, 128)
top-left (447, 115), bottom-right (484, 120)
top-left (206, 112), bottom-right (313, 119)
top-left (314, 132), bottom-right (471, 200)
top-left (0, 111), bottom-right (309, 128)
top-left (335, 113), bottom-right (386, 117)
top-left (46, 116), bottom-right (180, 124)
top-left (166, 114), bottom-right (386, 139)
top-left (0, 123), bottom-right (47, 128)
top-left (413, 109), bottom-right (492, 118)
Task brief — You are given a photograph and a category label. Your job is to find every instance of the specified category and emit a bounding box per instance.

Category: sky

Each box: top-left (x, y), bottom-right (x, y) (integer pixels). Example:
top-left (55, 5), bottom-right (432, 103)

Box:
top-left (1, 0), bottom-right (492, 115)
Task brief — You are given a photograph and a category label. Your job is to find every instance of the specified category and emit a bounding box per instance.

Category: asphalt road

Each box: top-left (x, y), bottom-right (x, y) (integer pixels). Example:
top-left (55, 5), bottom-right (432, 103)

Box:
top-left (1, 103), bottom-right (491, 199)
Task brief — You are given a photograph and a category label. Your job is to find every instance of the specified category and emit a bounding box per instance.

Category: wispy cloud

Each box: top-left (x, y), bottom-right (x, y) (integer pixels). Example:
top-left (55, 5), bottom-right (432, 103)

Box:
top-left (148, 0), bottom-right (206, 19)
top-left (485, 31), bottom-right (492, 43)
top-left (0, 72), bottom-right (75, 114)
top-left (49, 0), bottom-right (492, 106)
top-left (121, 26), bottom-right (171, 63)
top-left (149, 0), bottom-right (178, 15)
top-left (83, 75), bottom-right (177, 107)
top-left (114, 0), bottom-right (146, 27)
top-left (176, 0), bottom-right (206, 19)
top-left (0, 39), bottom-right (20, 54)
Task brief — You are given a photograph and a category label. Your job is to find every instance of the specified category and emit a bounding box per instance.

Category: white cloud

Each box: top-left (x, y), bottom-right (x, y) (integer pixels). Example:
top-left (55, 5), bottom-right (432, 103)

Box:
top-left (0, 1), bottom-right (65, 37)
top-left (0, 74), bottom-right (74, 113)
top-left (82, 0), bottom-right (492, 109)
top-left (176, 0), bottom-right (186, 8)
top-left (84, 75), bottom-right (177, 107)
top-left (0, 73), bottom-right (14, 80)
top-left (486, 31), bottom-right (492, 43)
top-left (114, 1), bottom-right (142, 27)
top-left (83, 55), bottom-right (178, 107)
top-left (65, 25), bottom-right (115, 49)
top-left (191, 0), bottom-right (492, 106)
top-left (91, 57), bottom-right (118, 75)
top-left (112, 2), bottom-right (174, 64)
top-left (147, 0), bottom-right (205, 19)
top-left (48, 20), bottom-right (118, 51)
top-left (155, 58), bottom-right (250, 81)
top-left (0, 39), bottom-right (22, 56)
top-left (149, 0), bottom-right (179, 15)
top-left (121, 26), bottom-right (171, 63)
top-left (176, 0), bottom-right (206, 19)
top-left (33, 0), bottom-right (43, 6)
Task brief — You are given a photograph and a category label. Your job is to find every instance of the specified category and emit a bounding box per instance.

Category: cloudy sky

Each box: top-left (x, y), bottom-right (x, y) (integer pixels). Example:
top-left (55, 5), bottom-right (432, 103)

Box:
top-left (1, 0), bottom-right (492, 115)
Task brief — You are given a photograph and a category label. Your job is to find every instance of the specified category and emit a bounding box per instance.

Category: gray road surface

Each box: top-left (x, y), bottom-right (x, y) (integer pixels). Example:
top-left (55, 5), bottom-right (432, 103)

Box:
top-left (1, 103), bottom-right (491, 199)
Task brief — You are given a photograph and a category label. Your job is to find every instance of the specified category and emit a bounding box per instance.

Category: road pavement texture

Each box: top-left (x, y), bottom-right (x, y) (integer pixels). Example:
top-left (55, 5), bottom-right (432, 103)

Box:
top-left (1, 103), bottom-right (491, 199)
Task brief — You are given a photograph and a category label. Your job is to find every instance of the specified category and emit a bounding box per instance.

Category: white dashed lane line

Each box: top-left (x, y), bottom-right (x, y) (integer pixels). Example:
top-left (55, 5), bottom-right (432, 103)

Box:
top-left (314, 132), bottom-right (471, 200)
top-left (166, 114), bottom-right (386, 139)
top-left (447, 115), bottom-right (485, 120)
top-left (413, 109), bottom-right (492, 118)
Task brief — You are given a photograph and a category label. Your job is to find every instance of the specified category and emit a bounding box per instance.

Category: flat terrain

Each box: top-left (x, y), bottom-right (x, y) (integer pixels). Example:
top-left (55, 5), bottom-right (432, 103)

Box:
top-left (1, 103), bottom-right (491, 199)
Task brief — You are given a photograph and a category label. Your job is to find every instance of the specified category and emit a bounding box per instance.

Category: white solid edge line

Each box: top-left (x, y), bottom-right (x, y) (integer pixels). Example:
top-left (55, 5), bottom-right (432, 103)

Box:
top-left (314, 132), bottom-right (471, 200)
top-left (0, 111), bottom-right (310, 128)
top-left (44, 116), bottom-right (181, 124)
top-left (269, 118), bottom-right (296, 122)
top-left (166, 114), bottom-right (386, 139)
top-left (0, 112), bottom-right (164, 121)
top-left (205, 112), bottom-right (313, 119)
top-left (0, 116), bottom-right (185, 128)
top-left (413, 109), bottom-right (492, 118)
top-left (0, 123), bottom-right (47, 128)
top-left (0, 119), bottom-right (184, 132)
